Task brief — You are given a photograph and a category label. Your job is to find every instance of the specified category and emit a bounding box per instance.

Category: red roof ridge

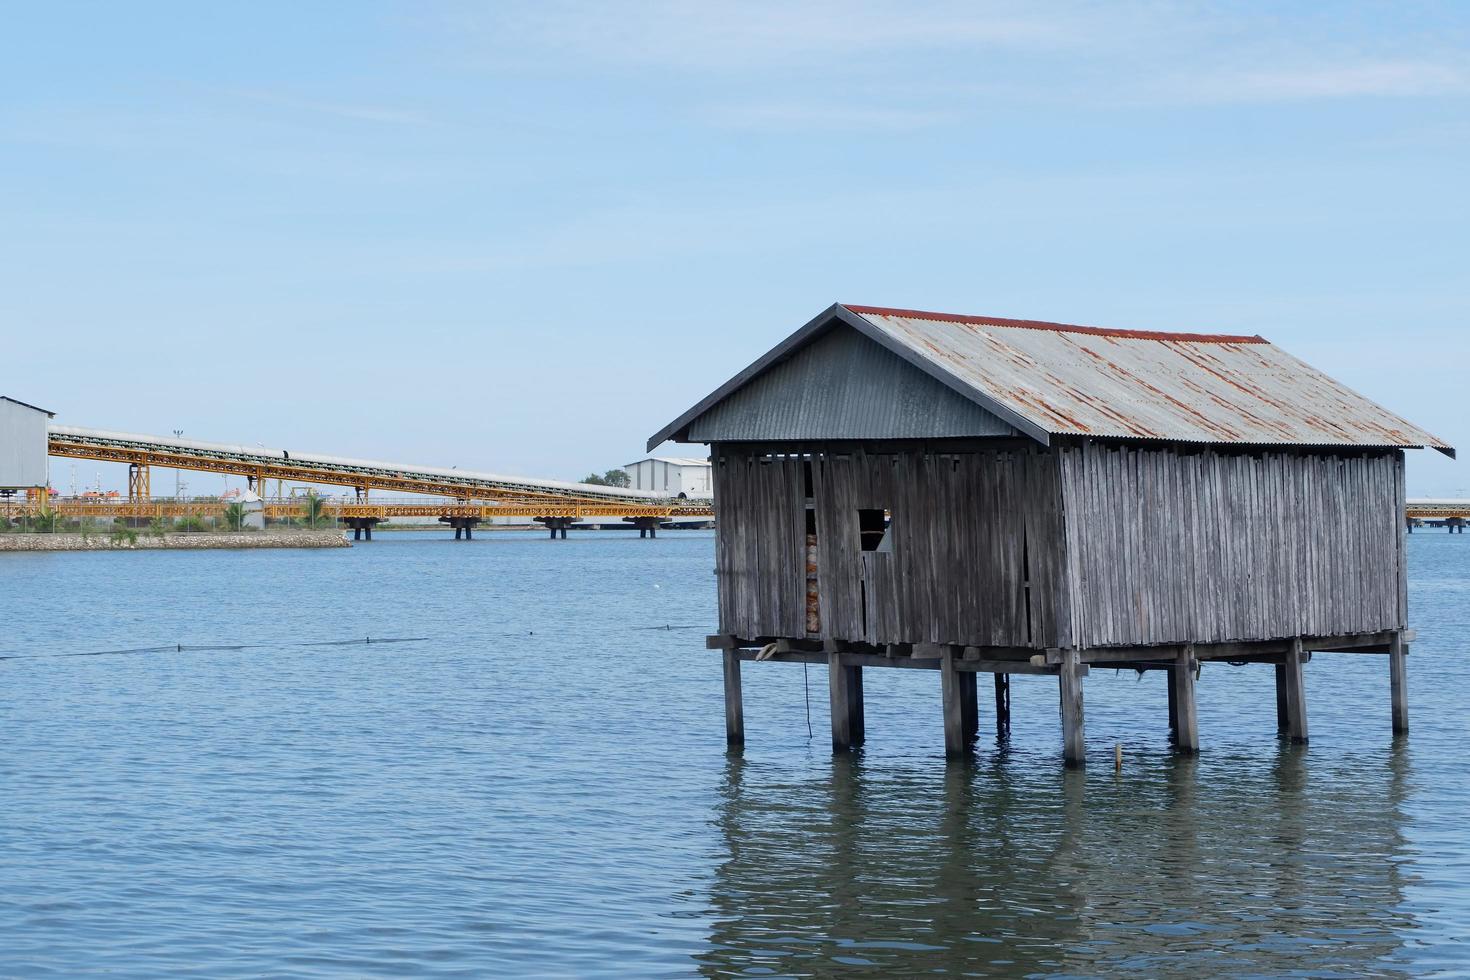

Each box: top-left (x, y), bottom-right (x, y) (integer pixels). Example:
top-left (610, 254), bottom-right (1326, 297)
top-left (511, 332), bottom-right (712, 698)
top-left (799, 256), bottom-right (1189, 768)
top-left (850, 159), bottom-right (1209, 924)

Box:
top-left (843, 304), bottom-right (1268, 345)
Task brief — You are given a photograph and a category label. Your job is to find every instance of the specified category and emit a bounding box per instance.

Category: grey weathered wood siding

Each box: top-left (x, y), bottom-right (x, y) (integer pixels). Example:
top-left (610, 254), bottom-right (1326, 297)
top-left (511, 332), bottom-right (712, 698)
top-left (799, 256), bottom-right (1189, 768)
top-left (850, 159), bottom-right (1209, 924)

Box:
top-left (712, 448), bottom-right (809, 639)
top-left (713, 443), bottom-right (1070, 648)
top-left (1057, 443), bottom-right (1405, 646)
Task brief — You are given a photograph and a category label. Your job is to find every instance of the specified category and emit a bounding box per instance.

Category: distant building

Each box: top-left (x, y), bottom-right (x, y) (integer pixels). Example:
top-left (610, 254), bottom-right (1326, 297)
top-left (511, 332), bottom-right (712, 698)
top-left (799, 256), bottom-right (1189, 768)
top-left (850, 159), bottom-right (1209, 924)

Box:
top-left (0, 396), bottom-right (54, 489)
top-left (624, 456), bottom-right (711, 498)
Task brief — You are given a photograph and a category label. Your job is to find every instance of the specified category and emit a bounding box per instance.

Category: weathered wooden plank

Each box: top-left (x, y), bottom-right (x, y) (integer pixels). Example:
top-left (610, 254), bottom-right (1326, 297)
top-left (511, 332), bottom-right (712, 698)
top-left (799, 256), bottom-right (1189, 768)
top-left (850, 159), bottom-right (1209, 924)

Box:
top-left (959, 669), bottom-right (978, 742)
top-left (722, 648), bottom-right (744, 746)
top-left (940, 649), bottom-right (966, 756)
top-left (828, 651), bottom-right (854, 751)
top-left (1390, 631), bottom-right (1408, 735)
top-left (1172, 645), bottom-right (1199, 753)
top-left (1274, 663), bottom-right (1289, 733)
top-left (1284, 637), bottom-right (1308, 744)
top-left (1059, 647), bottom-right (1085, 766)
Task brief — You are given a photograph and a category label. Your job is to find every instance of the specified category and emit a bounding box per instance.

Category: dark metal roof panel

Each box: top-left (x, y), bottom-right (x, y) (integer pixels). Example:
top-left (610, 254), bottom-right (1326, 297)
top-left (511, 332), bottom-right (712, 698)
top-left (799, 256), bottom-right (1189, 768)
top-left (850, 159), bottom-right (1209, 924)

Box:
top-left (683, 324), bottom-right (1017, 443)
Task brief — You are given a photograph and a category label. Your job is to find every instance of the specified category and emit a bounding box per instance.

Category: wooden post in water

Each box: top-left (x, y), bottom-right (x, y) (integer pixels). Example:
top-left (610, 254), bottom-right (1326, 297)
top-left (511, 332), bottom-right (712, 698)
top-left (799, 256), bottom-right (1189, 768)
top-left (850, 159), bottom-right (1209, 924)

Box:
top-left (828, 652), bottom-right (854, 751)
top-left (1390, 631), bottom-right (1409, 735)
top-left (994, 674), bottom-right (1011, 735)
top-left (1171, 645), bottom-right (1199, 754)
top-left (1166, 665), bottom-right (1179, 740)
top-left (722, 649), bottom-right (744, 747)
top-left (959, 670), bottom-right (978, 743)
top-left (1284, 638), bottom-right (1309, 744)
top-left (1059, 648), bottom-right (1085, 767)
top-left (940, 649), bottom-right (966, 757)
top-left (848, 664), bottom-right (865, 746)
top-left (1274, 664), bottom-right (1290, 733)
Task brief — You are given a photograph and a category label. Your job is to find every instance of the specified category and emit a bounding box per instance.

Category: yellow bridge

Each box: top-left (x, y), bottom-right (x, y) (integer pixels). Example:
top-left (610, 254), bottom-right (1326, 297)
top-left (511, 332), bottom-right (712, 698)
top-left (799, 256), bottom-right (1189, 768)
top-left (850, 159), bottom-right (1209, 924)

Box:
top-left (26, 425), bottom-right (713, 539)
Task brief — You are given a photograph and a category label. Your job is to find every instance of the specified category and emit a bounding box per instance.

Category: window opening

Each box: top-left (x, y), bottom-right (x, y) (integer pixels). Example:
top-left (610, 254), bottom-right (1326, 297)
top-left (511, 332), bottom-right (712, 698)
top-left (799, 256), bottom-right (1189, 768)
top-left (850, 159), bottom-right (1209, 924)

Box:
top-left (858, 508), bottom-right (890, 552)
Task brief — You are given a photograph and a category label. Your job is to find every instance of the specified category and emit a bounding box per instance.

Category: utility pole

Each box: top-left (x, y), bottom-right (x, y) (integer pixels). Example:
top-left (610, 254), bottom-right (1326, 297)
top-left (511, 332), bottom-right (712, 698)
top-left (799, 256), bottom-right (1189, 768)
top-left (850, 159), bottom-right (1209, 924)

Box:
top-left (172, 429), bottom-right (184, 499)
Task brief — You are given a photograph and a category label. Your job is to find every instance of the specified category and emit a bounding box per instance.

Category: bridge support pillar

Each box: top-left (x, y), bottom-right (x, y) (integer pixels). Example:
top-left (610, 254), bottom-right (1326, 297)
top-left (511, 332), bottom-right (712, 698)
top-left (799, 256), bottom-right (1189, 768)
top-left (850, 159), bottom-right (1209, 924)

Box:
top-left (624, 516), bottom-right (662, 538)
top-left (440, 516), bottom-right (481, 540)
top-left (345, 517), bottom-right (379, 541)
top-left (536, 517), bottom-right (576, 539)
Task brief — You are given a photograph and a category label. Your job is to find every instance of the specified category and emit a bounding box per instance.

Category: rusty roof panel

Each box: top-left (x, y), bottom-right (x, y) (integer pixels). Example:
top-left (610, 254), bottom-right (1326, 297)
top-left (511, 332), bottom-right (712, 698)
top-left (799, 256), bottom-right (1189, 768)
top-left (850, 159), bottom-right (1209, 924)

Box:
top-left (847, 306), bottom-right (1452, 453)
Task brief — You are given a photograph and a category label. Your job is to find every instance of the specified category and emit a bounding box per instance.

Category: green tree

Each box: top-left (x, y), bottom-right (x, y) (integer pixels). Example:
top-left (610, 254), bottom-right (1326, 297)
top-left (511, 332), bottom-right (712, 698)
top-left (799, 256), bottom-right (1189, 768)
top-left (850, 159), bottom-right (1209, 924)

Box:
top-left (222, 502), bottom-right (250, 531)
top-left (301, 492), bottom-right (329, 528)
top-left (582, 469), bottom-right (631, 488)
top-left (109, 525), bottom-right (138, 547)
top-left (148, 516), bottom-right (167, 538)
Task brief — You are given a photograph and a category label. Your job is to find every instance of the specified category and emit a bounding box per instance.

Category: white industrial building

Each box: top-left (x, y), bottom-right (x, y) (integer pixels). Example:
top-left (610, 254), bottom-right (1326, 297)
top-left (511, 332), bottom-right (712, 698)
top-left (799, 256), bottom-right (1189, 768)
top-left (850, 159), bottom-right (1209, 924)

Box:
top-left (624, 456), bottom-right (712, 498)
top-left (0, 396), bottom-right (53, 489)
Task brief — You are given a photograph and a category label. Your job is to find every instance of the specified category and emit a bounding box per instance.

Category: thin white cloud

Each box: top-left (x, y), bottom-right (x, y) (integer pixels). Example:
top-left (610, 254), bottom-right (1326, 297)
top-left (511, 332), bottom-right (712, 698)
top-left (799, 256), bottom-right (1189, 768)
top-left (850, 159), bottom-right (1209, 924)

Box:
top-left (708, 101), bottom-right (957, 131)
top-left (233, 89), bottom-right (434, 126)
top-left (1169, 59), bottom-right (1470, 104)
top-left (448, 0), bottom-right (1088, 71)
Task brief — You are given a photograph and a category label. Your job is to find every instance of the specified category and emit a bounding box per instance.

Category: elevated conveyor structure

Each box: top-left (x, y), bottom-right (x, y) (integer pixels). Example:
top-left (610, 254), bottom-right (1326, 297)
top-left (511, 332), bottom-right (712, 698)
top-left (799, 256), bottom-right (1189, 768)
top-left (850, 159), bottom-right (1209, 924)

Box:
top-left (45, 425), bottom-right (703, 517)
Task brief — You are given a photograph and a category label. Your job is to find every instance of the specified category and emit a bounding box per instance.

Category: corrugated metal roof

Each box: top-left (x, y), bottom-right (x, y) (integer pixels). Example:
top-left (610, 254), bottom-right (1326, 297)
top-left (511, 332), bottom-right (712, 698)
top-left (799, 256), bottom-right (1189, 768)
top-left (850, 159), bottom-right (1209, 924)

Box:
top-left (627, 456), bottom-right (712, 467)
top-left (846, 305), bottom-right (1451, 454)
top-left (649, 303), bottom-right (1452, 456)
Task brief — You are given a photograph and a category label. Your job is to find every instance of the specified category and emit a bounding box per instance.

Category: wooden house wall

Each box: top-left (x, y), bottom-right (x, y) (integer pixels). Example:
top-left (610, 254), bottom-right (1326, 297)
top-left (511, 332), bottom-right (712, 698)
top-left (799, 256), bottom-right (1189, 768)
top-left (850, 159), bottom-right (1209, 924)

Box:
top-left (1057, 444), bottom-right (1406, 647)
top-left (712, 448), bottom-right (809, 639)
top-left (712, 443), bottom-right (1071, 648)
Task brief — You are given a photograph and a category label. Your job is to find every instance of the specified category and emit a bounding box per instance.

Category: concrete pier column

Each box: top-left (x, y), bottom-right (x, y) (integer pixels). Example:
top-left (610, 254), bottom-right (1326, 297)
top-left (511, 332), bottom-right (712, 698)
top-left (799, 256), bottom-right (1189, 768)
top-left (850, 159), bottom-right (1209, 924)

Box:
top-left (1058, 648), bottom-right (1085, 767)
top-left (454, 526), bottom-right (463, 540)
top-left (363, 524), bottom-right (372, 541)
top-left (353, 526), bottom-right (362, 541)
top-left (464, 523), bottom-right (473, 540)
top-left (1390, 631), bottom-right (1409, 735)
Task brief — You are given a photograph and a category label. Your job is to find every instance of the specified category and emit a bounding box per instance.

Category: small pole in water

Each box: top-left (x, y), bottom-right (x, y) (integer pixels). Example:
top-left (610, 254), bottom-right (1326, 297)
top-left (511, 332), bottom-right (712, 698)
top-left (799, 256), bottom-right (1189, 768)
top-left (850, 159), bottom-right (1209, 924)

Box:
top-left (366, 636), bottom-right (370, 644)
top-left (1114, 743), bottom-right (1122, 772)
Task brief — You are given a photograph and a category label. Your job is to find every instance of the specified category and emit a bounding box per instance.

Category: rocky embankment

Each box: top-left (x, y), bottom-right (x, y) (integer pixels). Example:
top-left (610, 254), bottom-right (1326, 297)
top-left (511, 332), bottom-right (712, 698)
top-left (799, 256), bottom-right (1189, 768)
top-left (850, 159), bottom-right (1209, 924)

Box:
top-left (0, 530), bottom-right (350, 552)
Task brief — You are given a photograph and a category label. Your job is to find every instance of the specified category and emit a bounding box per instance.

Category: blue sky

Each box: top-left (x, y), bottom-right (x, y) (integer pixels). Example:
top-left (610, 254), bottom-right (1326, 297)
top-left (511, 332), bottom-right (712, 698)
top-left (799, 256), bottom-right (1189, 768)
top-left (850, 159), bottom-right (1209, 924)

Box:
top-left (3, 2), bottom-right (1466, 493)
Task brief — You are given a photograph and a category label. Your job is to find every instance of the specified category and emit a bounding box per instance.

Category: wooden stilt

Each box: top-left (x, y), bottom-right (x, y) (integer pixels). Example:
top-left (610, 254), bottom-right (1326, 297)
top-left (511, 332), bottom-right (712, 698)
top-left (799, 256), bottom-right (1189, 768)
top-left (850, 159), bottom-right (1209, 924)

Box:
top-left (1059, 648), bottom-right (1085, 767)
top-left (828, 652), bottom-right (853, 751)
top-left (959, 670), bottom-right (978, 741)
top-left (722, 648), bottom-right (744, 746)
top-left (1390, 631), bottom-right (1409, 735)
top-left (1166, 664), bottom-right (1179, 740)
top-left (1172, 645), bottom-right (1199, 754)
top-left (847, 664), bottom-right (865, 745)
top-left (940, 649), bottom-right (965, 757)
top-left (1274, 663), bottom-right (1289, 733)
top-left (1284, 638), bottom-right (1308, 744)
top-left (994, 674), bottom-right (1010, 735)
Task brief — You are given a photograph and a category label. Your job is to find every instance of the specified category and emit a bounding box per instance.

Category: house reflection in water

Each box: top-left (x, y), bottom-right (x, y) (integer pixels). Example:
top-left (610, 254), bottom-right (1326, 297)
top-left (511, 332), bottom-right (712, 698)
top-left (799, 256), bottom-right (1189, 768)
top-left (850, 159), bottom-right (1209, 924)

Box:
top-left (695, 746), bottom-right (1415, 976)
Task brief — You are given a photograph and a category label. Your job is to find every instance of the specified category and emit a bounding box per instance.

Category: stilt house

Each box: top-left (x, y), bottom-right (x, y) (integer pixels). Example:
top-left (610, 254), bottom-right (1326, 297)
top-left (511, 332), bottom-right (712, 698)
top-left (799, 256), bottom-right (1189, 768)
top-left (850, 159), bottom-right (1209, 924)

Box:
top-left (649, 304), bottom-right (1453, 764)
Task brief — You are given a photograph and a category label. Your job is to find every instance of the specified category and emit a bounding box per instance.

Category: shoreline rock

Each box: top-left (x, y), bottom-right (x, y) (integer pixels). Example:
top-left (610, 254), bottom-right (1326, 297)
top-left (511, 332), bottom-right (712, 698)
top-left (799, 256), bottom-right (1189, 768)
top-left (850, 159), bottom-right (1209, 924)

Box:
top-left (0, 530), bottom-right (350, 552)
